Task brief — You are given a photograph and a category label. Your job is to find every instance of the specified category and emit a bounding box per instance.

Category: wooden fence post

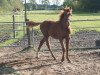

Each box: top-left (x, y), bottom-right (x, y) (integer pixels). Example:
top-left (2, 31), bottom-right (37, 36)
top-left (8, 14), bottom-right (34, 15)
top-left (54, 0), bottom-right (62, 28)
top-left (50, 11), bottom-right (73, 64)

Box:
top-left (12, 15), bottom-right (15, 38)
top-left (30, 28), bottom-right (34, 48)
top-left (26, 19), bottom-right (31, 48)
top-left (27, 27), bottom-right (31, 47)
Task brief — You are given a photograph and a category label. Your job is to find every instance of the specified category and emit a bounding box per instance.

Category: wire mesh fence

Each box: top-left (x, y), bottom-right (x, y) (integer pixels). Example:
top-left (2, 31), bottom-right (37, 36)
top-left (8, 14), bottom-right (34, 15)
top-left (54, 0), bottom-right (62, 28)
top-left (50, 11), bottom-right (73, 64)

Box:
top-left (0, 22), bottom-right (29, 50)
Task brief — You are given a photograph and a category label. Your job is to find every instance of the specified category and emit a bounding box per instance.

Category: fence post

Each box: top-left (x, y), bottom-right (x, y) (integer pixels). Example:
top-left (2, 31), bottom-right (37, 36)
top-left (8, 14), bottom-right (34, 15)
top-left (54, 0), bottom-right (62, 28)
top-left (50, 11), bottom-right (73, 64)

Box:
top-left (12, 15), bottom-right (15, 38)
top-left (31, 28), bottom-right (35, 48)
top-left (26, 19), bottom-right (31, 48)
top-left (27, 27), bottom-right (31, 47)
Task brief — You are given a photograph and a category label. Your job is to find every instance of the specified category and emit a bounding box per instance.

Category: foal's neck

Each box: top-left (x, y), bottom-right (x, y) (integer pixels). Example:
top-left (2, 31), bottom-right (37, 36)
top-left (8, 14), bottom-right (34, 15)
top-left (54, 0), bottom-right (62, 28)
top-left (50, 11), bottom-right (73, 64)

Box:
top-left (59, 19), bottom-right (70, 26)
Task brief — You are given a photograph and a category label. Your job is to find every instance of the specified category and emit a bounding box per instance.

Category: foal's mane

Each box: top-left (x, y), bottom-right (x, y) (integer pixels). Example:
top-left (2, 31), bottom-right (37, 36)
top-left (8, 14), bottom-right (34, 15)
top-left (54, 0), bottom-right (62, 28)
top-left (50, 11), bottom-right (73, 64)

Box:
top-left (59, 12), bottom-right (65, 21)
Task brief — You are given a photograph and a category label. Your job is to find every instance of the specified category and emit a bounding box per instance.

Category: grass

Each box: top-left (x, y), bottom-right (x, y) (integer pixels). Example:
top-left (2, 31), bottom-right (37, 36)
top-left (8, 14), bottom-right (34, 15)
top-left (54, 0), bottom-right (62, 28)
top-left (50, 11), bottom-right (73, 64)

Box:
top-left (0, 10), bottom-right (100, 46)
top-left (27, 11), bottom-right (100, 34)
top-left (71, 21), bottom-right (100, 33)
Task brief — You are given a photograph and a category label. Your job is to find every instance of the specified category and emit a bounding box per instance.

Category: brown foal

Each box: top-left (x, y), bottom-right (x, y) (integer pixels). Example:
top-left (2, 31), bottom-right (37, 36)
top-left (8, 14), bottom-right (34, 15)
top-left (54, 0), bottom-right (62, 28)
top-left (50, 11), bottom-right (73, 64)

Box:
top-left (27, 7), bottom-right (72, 63)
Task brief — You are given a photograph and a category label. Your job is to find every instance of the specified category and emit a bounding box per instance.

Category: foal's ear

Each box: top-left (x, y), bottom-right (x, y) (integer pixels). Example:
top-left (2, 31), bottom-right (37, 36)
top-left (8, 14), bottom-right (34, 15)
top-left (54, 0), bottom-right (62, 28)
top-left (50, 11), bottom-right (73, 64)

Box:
top-left (68, 7), bottom-right (72, 10)
top-left (62, 6), bottom-right (67, 11)
top-left (62, 7), bottom-right (66, 11)
top-left (62, 7), bottom-right (72, 11)
top-left (69, 7), bottom-right (72, 9)
top-left (69, 7), bottom-right (72, 11)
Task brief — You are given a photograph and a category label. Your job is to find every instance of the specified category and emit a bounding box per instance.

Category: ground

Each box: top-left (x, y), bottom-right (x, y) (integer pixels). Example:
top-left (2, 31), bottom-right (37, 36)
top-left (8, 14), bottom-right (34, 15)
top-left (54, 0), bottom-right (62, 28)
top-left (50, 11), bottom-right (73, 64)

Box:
top-left (0, 47), bottom-right (100, 75)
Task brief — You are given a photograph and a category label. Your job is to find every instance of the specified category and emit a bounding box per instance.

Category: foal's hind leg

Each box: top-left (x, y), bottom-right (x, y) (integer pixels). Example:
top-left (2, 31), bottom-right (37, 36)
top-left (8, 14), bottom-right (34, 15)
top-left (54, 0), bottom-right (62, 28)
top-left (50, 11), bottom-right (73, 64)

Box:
top-left (36, 37), bottom-right (45, 58)
top-left (45, 37), bottom-right (56, 60)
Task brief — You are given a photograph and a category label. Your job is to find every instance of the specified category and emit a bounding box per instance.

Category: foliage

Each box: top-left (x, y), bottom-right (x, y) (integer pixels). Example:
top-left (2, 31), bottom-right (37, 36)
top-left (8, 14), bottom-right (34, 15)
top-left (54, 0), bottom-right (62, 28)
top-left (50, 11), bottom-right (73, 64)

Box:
top-left (63, 0), bottom-right (74, 7)
top-left (27, 0), bottom-right (61, 10)
top-left (63, 0), bottom-right (100, 12)
top-left (0, 0), bottom-right (11, 12)
top-left (26, 4), bottom-right (62, 10)
top-left (53, 0), bottom-right (60, 6)
top-left (0, 0), bottom-right (24, 13)
top-left (8, 0), bottom-right (24, 10)
top-left (29, 0), bottom-right (37, 10)
top-left (40, 0), bottom-right (50, 10)
top-left (78, 0), bottom-right (100, 12)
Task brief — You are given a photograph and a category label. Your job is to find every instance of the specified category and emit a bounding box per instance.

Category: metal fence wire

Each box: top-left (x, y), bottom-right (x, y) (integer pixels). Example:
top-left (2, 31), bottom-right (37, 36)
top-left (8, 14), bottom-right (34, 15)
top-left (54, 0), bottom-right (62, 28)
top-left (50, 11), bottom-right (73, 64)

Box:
top-left (0, 22), bottom-right (29, 50)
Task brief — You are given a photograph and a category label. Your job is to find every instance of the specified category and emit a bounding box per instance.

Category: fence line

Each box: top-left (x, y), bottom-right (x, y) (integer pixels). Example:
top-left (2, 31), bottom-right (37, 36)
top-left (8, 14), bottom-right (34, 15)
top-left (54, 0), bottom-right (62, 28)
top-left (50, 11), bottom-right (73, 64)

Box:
top-left (0, 18), bottom-right (100, 23)
top-left (0, 21), bottom-right (28, 48)
top-left (29, 19), bottom-right (100, 50)
top-left (71, 19), bottom-right (100, 22)
top-left (0, 22), bottom-right (25, 24)
top-left (0, 19), bottom-right (100, 49)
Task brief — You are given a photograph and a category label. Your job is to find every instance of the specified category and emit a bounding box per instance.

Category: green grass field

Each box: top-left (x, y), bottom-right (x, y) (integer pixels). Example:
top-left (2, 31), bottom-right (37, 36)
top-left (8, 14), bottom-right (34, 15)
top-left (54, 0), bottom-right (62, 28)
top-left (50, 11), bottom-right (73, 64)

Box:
top-left (26, 11), bottom-right (100, 32)
top-left (0, 10), bottom-right (100, 46)
top-left (0, 10), bottom-right (100, 26)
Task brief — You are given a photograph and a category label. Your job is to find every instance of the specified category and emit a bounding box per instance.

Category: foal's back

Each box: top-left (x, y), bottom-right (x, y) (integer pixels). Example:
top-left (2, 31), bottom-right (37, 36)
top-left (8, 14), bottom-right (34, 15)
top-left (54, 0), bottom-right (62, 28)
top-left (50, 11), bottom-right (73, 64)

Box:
top-left (40, 20), bottom-right (69, 39)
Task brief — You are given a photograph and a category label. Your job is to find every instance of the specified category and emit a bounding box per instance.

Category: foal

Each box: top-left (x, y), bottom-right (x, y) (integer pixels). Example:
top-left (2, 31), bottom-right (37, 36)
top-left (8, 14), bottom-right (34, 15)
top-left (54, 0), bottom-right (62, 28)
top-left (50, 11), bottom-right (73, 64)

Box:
top-left (27, 7), bottom-right (72, 63)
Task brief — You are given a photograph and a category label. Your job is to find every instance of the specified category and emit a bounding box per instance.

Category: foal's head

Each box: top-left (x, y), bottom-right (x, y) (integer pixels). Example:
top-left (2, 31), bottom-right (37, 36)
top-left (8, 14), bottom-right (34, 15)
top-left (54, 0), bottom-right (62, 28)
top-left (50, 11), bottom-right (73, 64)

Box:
top-left (60, 7), bottom-right (72, 22)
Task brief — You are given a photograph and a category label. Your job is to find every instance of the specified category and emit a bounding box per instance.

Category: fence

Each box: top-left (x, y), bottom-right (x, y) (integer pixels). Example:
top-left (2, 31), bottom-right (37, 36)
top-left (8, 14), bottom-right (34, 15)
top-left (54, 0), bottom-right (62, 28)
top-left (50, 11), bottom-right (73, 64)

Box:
top-left (0, 13), bottom-right (100, 50)
top-left (29, 19), bottom-right (100, 50)
top-left (0, 12), bottom-right (34, 51)
top-left (0, 21), bottom-right (30, 49)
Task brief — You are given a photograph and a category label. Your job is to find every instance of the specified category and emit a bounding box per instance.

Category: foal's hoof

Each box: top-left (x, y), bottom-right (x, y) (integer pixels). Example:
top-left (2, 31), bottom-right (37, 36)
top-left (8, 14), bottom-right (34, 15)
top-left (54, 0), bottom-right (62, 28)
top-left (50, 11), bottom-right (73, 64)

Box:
top-left (61, 59), bottom-right (64, 62)
top-left (53, 57), bottom-right (56, 60)
top-left (68, 60), bottom-right (71, 63)
top-left (52, 56), bottom-right (56, 60)
top-left (36, 56), bottom-right (39, 59)
top-left (67, 59), bottom-right (71, 63)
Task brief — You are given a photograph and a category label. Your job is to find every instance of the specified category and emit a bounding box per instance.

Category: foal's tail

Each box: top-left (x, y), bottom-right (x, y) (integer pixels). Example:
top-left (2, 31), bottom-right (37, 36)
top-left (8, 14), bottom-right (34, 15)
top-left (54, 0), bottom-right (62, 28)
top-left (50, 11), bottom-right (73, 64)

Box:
top-left (26, 21), bottom-right (42, 27)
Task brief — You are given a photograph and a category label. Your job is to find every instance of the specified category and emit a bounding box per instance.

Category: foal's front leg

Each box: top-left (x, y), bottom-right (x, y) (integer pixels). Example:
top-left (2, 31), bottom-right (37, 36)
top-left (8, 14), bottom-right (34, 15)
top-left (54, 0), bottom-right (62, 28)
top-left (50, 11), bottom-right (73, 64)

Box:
top-left (65, 36), bottom-right (71, 63)
top-left (59, 39), bottom-right (65, 62)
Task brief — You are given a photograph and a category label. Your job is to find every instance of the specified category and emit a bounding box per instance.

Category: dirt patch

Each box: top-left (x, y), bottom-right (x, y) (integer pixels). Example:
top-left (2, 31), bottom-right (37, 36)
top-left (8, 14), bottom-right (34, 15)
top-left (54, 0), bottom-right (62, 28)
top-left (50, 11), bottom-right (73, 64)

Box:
top-left (70, 30), bottom-right (100, 48)
top-left (0, 48), bottom-right (100, 75)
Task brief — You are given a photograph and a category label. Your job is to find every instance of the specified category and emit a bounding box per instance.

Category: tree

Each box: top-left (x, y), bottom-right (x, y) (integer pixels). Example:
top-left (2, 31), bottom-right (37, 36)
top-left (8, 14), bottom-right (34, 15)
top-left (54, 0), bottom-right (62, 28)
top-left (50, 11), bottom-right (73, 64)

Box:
top-left (63, 0), bottom-right (100, 12)
top-left (78, 0), bottom-right (100, 12)
top-left (53, 0), bottom-right (60, 10)
top-left (0, 0), bottom-right (24, 12)
top-left (0, 0), bottom-right (11, 11)
top-left (53, 0), bottom-right (60, 5)
top-left (29, 0), bottom-right (37, 10)
top-left (63, 0), bottom-right (74, 7)
top-left (9, 0), bottom-right (24, 10)
top-left (41, 0), bottom-right (50, 10)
